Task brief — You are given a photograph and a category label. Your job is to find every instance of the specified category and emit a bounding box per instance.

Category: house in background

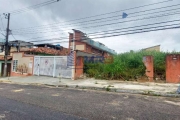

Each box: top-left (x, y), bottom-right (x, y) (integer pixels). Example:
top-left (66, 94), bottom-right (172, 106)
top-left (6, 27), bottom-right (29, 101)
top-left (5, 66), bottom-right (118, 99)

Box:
top-left (142, 45), bottom-right (160, 52)
top-left (69, 29), bottom-right (116, 79)
top-left (0, 40), bottom-right (33, 76)
top-left (11, 43), bottom-right (69, 77)
top-left (27, 43), bottom-right (69, 55)
top-left (11, 52), bottom-right (34, 76)
top-left (1, 30), bottom-right (116, 80)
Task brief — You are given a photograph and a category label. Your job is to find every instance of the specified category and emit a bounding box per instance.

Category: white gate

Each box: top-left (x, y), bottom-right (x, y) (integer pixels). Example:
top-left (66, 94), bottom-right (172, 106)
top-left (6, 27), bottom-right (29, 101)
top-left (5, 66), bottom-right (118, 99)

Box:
top-left (33, 56), bottom-right (72, 78)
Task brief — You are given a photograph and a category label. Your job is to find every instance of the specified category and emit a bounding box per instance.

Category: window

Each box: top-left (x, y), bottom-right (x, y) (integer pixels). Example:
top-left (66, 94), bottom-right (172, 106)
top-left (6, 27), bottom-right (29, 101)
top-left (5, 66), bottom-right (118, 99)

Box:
top-left (13, 60), bottom-right (18, 72)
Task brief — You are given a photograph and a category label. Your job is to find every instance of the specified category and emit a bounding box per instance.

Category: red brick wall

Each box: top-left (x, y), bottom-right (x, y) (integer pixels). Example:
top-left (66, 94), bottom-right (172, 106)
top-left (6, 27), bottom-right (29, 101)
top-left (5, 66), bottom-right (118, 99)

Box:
top-left (166, 54), bottom-right (180, 83)
top-left (70, 30), bottom-right (112, 79)
top-left (74, 31), bottom-right (82, 41)
top-left (11, 72), bottom-right (32, 76)
top-left (103, 52), bottom-right (109, 57)
top-left (69, 33), bottom-right (73, 51)
top-left (143, 56), bottom-right (154, 82)
top-left (74, 56), bottom-right (84, 79)
top-left (86, 44), bottom-right (92, 53)
top-left (70, 30), bottom-right (109, 56)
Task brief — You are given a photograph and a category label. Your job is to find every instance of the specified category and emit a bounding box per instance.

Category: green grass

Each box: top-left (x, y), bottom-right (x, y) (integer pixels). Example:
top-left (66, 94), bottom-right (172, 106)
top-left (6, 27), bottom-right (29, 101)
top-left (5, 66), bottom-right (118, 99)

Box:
top-left (106, 87), bottom-right (111, 91)
top-left (84, 50), bottom-right (179, 81)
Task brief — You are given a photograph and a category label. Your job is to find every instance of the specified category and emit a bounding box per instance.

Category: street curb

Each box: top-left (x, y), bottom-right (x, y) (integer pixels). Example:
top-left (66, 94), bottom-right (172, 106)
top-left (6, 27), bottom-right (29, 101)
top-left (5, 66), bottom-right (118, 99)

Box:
top-left (1, 80), bottom-right (180, 98)
top-left (56, 84), bottom-right (180, 98)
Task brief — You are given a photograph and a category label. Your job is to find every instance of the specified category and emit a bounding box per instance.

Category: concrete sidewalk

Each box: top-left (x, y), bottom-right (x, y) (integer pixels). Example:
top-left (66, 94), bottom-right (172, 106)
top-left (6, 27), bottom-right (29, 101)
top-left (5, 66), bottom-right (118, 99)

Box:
top-left (0, 76), bottom-right (179, 97)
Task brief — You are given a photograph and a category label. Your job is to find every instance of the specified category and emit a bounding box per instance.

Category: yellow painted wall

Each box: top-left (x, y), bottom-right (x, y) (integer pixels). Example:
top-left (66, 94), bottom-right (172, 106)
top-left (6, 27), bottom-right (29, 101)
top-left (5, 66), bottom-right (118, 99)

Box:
top-left (143, 45), bottom-right (160, 52)
top-left (12, 52), bottom-right (34, 74)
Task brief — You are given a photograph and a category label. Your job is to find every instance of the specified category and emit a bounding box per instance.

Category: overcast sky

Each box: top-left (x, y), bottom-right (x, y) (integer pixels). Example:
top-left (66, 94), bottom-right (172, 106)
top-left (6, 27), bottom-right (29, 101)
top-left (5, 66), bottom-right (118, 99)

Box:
top-left (0, 0), bottom-right (180, 53)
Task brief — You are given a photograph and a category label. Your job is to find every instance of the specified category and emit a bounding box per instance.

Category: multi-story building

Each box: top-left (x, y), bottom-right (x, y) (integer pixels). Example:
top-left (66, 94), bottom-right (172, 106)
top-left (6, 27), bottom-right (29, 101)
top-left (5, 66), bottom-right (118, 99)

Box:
top-left (69, 29), bottom-right (116, 79)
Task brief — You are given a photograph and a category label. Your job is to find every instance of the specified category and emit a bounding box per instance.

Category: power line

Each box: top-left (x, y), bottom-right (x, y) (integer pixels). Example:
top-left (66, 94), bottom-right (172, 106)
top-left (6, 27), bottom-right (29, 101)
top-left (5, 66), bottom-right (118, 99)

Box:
top-left (32, 40), bottom-right (69, 44)
top-left (13, 8), bottom-right (180, 33)
top-left (28, 19), bottom-right (180, 42)
top-left (12, 11), bottom-right (180, 35)
top-left (12, 4), bottom-right (180, 33)
top-left (24, 22), bottom-right (180, 44)
top-left (46, 25), bottom-right (180, 44)
top-left (5, 0), bottom-right (60, 15)
top-left (15, 23), bottom-right (180, 46)
top-left (45, 11), bottom-right (180, 30)
top-left (29, 23), bottom-right (177, 43)
top-left (15, 4), bottom-right (180, 32)
top-left (87, 19), bottom-right (180, 35)
top-left (65, 0), bottom-right (173, 22)
top-left (0, 15), bottom-right (5, 31)
top-left (11, 0), bottom-right (173, 30)
top-left (0, 27), bottom-right (4, 36)
top-left (89, 25), bottom-right (180, 39)
top-left (29, 37), bottom-right (68, 42)
top-left (11, 9), bottom-right (180, 36)
top-left (11, 33), bottom-right (17, 40)
top-left (7, 0), bottom-right (176, 43)
top-left (40, 24), bottom-right (180, 44)
top-left (10, 30), bottom-right (68, 41)
top-left (28, 35), bottom-right (68, 40)
top-left (11, 0), bottom-right (57, 14)
top-left (88, 23), bottom-right (180, 37)
top-left (12, 18), bottom-right (180, 43)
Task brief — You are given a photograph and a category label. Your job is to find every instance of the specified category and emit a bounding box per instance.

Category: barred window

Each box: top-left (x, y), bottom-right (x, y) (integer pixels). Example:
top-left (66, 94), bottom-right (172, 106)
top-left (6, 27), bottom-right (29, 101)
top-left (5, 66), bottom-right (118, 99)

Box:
top-left (13, 60), bottom-right (18, 71)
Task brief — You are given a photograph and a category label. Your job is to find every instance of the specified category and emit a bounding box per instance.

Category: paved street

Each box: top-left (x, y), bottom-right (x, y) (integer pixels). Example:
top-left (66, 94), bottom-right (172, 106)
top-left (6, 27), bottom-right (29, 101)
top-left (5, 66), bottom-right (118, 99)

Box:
top-left (0, 83), bottom-right (180, 120)
top-left (0, 96), bottom-right (83, 120)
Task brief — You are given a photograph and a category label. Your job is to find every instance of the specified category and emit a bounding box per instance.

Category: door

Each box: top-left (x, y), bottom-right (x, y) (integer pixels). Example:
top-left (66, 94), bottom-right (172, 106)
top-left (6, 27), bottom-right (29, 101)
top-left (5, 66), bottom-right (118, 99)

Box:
top-left (1, 63), bottom-right (11, 76)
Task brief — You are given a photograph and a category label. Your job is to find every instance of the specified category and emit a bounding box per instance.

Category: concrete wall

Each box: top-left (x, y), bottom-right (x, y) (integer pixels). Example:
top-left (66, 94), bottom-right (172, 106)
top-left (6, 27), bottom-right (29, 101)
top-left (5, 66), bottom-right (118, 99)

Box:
top-left (166, 54), bottom-right (180, 83)
top-left (11, 52), bottom-right (34, 76)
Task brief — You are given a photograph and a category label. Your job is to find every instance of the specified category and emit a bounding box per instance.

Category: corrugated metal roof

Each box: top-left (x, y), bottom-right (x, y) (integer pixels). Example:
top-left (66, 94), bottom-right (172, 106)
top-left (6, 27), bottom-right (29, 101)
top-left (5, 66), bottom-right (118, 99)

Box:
top-left (82, 39), bottom-right (117, 55)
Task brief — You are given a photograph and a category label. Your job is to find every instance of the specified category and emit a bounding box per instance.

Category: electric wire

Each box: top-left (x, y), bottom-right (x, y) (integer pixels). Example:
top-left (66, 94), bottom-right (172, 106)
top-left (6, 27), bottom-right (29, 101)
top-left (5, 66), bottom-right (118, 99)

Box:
top-left (12, 11), bottom-right (180, 35)
top-left (14, 4), bottom-right (180, 32)
top-left (26, 23), bottom-right (180, 44)
top-left (11, 0), bottom-right (173, 31)
top-left (44, 25), bottom-right (180, 44)
top-left (8, 0), bottom-right (60, 15)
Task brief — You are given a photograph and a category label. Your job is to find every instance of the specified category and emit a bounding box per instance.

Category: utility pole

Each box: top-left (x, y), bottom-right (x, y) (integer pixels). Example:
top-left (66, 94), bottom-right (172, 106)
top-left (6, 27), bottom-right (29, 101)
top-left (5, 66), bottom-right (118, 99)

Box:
top-left (3, 13), bottom-right (10, 77)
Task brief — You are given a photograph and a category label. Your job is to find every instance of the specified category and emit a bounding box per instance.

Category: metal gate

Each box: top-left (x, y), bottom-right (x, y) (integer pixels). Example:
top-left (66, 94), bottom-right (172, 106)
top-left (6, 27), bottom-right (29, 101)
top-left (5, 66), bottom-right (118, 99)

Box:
top-left (33, 56), bottom-right (72, 78)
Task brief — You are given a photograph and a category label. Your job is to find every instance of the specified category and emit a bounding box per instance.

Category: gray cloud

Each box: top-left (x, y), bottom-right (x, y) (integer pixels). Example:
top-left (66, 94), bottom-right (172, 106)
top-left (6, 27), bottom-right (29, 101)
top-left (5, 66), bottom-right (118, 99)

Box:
top-left (0, 0), bottom-right (180, 53)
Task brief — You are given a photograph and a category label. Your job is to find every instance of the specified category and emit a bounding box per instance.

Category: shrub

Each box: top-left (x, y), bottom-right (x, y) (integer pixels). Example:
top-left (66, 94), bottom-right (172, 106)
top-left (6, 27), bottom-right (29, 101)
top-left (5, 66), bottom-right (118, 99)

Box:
top-left (84, 50), bottom-right (174, 81)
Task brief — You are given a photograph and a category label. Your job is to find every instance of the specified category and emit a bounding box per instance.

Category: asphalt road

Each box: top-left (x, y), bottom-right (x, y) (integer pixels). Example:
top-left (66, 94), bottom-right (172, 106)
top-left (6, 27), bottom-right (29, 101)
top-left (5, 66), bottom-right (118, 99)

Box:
top-left (0, 96), bottom-right (84, 120)
top-left (0, 83), bottom-right (180, 120)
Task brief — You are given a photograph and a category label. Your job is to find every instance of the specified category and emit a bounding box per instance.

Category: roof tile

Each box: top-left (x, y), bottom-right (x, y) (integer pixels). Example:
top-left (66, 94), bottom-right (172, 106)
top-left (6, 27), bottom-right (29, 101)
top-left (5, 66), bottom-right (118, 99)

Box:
top-left (28, 47), bottom-right (69, 55)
